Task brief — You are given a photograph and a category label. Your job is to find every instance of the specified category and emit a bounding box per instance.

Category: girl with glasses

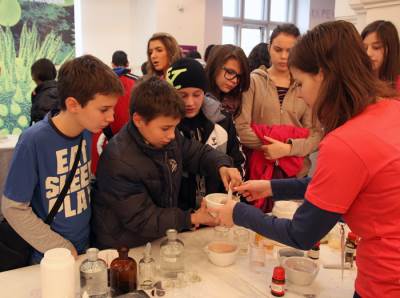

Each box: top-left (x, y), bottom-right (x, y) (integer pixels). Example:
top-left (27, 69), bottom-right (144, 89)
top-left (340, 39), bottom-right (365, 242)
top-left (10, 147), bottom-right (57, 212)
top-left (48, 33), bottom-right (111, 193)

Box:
top-left (205, 44), bottom-right (250, 117)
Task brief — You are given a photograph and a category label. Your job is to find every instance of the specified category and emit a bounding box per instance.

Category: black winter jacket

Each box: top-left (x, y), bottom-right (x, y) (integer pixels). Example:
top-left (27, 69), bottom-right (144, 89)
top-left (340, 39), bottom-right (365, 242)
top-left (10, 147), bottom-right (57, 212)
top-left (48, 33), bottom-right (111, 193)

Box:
top-left (30, 80), bottom-right (59, 125)
top-left (178, 108), bottom-right (245, 210)
top-left (91, 122), bottom-right (232, 249)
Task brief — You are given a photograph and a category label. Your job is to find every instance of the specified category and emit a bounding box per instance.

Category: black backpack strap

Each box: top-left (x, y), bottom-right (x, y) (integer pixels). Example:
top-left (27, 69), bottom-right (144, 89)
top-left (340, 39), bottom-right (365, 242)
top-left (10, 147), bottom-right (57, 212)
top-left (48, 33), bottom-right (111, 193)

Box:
top-left (44, 136), bottom-right (83, 225)
top-left (102, 126), bottom-right (114, 140)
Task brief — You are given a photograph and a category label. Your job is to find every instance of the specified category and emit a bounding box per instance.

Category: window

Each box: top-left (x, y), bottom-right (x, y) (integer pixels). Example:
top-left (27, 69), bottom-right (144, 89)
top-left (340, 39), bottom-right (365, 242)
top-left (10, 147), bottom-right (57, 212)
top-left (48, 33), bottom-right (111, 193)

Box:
top-left (223, 0), bottom-right (295, 55)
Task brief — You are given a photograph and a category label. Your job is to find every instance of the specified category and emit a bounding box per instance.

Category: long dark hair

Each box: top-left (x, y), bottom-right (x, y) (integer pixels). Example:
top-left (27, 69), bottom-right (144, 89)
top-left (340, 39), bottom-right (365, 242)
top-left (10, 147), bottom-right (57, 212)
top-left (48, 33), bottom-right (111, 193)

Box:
top-left (361, 20), bottom-right (400, 88)
top-left (289, 20), bottom-right (397, 135)
top-left (205, 44), bottom-right (250, 116)
top-left (248, 42), bottom-right (270, 72)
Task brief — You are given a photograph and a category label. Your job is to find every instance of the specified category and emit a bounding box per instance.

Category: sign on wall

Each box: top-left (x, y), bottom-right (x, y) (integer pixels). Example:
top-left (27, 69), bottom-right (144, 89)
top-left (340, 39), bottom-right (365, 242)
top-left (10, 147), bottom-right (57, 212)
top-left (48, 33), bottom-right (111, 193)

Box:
top-left (0, 0), bottom-right (75, 135)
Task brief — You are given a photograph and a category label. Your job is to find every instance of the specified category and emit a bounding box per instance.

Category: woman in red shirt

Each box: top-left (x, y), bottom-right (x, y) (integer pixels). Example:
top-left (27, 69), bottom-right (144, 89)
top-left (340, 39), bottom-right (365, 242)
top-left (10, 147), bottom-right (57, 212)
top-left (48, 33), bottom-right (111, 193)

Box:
top-left (214, 21), bottom-right (400, 298)
top-left (361, 20), bottom-right (400, 92)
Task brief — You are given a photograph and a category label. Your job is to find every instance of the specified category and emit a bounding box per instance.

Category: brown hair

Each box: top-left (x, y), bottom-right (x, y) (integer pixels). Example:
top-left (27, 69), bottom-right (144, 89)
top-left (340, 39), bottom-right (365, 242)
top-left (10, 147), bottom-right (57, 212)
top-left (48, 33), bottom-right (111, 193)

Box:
top-left (205, 44), bottom-right (250, 117)
top-left (361, 20), bottom-right (400, 88)
top-left (288, 20), bottom-right (397, 135)
top-left (58, 55), bottom-right (123, 110)
top-left (270, 23), bottom-right (300, 44)
top-left (146, 32), bottom-right (182, 77)
top-left (130, 76), bottom-right (185, 122)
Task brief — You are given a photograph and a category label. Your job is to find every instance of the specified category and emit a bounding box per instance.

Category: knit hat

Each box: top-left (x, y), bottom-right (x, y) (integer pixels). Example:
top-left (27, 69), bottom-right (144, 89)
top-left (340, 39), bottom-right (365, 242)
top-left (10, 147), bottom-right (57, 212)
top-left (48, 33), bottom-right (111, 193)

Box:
top-left (166, 58), bottom-right (206, 92)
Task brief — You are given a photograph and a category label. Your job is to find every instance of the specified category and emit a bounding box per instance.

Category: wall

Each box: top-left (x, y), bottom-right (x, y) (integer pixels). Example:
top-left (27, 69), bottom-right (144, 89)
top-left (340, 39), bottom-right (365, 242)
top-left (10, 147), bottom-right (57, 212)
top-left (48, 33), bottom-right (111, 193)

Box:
top-left (335, 0), bottom-right (400, 31)
top-left (77, 0), bottom-right (137, 68)
top-left (296, 0), bottom-right (336, 33)
top-left (76, 0), bottom-right (222, 74)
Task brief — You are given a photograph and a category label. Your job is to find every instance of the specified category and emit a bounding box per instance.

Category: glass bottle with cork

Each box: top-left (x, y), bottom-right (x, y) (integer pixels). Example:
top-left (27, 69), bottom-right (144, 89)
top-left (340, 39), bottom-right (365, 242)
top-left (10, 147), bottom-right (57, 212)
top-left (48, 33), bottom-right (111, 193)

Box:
top-left (159, 229), bottom-right (185, 278)
top-left (110, 246), bottom-right (137, 296)
top-left (139, 242), bottom-right (156, 290)
top-left (80, 248), bottom-right (108, 298)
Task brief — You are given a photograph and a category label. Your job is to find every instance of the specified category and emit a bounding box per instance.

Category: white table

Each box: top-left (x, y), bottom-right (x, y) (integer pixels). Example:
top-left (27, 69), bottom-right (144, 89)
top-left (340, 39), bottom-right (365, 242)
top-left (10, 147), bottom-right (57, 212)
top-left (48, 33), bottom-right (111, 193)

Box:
top-left (0, 135), bottom-right (19, 219)
top-left (0, 227), bottom-right (356, 298)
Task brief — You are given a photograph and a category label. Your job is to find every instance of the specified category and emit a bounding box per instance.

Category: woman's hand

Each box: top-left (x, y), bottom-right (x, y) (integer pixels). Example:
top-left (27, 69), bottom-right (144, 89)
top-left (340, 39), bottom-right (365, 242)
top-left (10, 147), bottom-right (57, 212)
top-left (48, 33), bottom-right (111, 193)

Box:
top-left (234, 180), bottom-right (272, 201)
top-left (260, 136), bottom-right (292, 160)
top-left (209, 198), bottom-right (238, 228)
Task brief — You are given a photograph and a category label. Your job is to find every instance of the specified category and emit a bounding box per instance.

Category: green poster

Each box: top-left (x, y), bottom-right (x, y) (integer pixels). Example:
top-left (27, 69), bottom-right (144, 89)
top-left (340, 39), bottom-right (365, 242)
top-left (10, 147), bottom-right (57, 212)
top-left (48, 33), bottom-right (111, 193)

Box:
top-left (0, 0), bottom-right (75, 135)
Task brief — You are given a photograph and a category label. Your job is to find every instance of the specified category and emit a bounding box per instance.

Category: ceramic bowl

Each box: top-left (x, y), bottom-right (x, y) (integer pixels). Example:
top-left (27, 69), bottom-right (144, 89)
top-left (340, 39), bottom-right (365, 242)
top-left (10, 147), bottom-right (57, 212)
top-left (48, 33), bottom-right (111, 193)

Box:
top-left (204, 193), bottom-right (239, 217)
top-left (204, 193), bottom-right (229, 217)
top-left (204, 240), bottom-right (239, 267)
top-left (282, 256), bottom-right (319, 286)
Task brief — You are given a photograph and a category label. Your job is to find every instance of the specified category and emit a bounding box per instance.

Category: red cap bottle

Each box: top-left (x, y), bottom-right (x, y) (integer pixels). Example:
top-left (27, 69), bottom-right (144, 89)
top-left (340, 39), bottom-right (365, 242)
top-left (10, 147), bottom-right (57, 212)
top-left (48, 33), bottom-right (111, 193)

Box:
top-left (271, 266), bottom-right (285, 297)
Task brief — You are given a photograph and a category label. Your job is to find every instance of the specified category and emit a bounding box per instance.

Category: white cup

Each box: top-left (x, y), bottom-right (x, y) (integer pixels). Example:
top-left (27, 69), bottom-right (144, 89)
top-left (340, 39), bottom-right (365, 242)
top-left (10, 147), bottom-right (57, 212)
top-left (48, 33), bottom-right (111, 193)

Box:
top-left (40, 248), bottom-right (75, 298)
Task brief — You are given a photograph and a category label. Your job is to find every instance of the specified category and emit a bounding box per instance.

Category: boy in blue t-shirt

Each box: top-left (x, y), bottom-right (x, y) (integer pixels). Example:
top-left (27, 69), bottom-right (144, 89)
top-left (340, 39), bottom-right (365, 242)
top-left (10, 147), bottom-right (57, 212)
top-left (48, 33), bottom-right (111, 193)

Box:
top-left (2, 55), bottom-right (123, 263)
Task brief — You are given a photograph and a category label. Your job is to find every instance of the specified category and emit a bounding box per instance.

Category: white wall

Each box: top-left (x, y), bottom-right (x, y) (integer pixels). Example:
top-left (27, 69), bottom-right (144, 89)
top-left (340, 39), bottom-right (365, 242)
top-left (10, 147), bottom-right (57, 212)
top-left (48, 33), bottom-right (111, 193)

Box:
top-left (77, 0), bottom-right (136, 67)
top-left (75, 0), bottom-right (222, 74)
top-left (335, 0), bottom-right (400, 32)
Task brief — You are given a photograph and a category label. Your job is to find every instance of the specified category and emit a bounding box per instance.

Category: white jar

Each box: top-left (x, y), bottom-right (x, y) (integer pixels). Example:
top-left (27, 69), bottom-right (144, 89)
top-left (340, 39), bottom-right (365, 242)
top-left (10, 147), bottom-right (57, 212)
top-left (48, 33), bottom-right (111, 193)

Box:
top-left (40, 248), bottom-right (75, 298)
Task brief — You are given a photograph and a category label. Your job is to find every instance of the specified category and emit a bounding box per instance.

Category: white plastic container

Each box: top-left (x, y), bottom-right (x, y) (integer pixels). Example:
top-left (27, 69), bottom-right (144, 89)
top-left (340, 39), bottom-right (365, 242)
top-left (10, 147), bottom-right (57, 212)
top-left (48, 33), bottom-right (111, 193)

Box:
top-left (272, 201), bottom-right (300, 219)
top-left (40, 248), bottom-right (75, 298)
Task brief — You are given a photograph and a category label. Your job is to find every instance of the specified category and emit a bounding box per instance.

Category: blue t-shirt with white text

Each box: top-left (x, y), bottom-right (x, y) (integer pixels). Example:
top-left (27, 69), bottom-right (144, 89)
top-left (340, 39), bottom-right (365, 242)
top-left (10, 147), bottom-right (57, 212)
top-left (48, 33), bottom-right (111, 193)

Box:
top-left (4, 114), bottom-right (92, 262)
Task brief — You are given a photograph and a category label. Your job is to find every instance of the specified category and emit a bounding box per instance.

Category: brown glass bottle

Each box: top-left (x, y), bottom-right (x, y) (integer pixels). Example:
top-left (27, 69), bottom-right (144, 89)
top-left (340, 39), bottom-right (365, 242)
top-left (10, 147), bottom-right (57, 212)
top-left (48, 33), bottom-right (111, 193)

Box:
top-left (110, 247), bottom-right (137, 297)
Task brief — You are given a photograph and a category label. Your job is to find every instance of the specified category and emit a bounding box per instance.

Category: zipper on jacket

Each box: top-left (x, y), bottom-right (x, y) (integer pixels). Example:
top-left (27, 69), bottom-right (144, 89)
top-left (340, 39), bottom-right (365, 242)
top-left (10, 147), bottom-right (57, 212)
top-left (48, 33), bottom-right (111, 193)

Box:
top-left (164, 152), bottom-right (173, 207)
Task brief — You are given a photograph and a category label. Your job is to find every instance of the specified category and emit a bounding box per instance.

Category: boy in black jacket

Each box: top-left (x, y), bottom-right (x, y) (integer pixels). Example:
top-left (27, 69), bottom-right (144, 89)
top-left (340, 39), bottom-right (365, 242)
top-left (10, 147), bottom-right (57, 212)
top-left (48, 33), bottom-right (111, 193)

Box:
top-left (167, 58), bottom-right (246, 210)
top-left (92, 77), bottom-right (241, 249)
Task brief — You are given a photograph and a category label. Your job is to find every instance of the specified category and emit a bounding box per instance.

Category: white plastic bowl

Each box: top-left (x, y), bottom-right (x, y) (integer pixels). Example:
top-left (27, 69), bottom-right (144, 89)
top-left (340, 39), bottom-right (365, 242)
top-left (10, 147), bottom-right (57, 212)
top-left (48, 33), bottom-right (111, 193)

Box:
top-left (204, 241), bottom-right (239, 267)
top-left (282, 256), bottom-right (319, 286)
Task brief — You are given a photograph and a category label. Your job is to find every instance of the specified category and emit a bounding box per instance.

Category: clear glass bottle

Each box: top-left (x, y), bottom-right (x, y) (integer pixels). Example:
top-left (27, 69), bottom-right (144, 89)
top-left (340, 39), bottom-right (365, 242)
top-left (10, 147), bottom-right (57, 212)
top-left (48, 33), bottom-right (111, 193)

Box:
top-left (139, 242), bottom-right (156, 290)
top-left (110, 247), bottom-right (137, 297)
top-left (159, 229), bottom-right (184, 278)
top-left (80, 248), bottom-right (108, 298)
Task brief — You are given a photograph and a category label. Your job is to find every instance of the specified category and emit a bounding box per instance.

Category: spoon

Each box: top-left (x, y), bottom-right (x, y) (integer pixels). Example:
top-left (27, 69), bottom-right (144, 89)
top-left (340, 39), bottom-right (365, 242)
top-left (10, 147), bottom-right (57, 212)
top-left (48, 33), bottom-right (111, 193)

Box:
top-left (227, 182), bottom-right (233, 202)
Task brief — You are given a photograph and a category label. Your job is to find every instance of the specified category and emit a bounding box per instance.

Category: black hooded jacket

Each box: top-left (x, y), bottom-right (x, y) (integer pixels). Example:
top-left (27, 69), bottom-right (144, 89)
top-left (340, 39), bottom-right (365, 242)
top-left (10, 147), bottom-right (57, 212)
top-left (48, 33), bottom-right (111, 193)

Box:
top-left (30, 80), bottom-right (59, 125)
top-left (91, 121), bottom-right (232, 249)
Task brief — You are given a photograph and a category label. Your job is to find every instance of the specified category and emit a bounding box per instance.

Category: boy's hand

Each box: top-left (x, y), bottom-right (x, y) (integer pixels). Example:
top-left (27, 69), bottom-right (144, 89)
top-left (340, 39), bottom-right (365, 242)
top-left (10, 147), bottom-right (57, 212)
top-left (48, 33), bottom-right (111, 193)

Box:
top-left (191, 200), bottom-right (219, 227)
top-left (218, 166), bottom-right (242, 191)
top-left (234, 180), bottom-right (272, 201)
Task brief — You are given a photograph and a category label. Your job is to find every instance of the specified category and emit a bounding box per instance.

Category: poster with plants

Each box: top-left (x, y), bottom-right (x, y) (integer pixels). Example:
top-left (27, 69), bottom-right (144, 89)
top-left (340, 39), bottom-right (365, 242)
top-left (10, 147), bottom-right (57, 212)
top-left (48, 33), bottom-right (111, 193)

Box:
top-left (0, 0), bottom-right (75, 135)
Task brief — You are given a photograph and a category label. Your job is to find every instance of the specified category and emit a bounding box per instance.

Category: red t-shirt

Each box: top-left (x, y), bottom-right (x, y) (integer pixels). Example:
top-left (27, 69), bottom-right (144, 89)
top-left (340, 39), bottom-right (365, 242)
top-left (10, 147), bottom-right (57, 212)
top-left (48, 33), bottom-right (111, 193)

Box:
top-left (306, 99), bottom-right (400, 298)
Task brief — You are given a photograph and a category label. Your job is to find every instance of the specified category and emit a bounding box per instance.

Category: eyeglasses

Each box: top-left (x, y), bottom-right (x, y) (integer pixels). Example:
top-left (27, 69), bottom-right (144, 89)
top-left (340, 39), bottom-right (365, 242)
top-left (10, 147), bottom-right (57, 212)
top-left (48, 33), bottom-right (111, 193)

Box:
top-left (222, 66), bottom-right (241, 81)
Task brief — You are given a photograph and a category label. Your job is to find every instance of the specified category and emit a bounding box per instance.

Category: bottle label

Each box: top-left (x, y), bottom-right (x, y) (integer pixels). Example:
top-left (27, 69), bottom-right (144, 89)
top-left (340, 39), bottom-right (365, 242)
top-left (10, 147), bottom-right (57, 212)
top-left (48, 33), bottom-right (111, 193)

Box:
top-left (271, 283), bottom-right (285, 294)
top-left (163, 257), bottom-right (177, 263)
top-left (345, 247), bottom-right (355, 254)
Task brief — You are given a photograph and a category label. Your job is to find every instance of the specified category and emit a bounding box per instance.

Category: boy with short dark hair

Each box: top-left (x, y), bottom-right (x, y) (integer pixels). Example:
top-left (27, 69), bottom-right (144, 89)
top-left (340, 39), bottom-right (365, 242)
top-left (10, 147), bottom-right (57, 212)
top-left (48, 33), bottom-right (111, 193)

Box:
top-left (2, 55), bottom-right (123, 263)
top-left (92, 77), bottom-right (242, 249)
top-left (30, 58), bottom-right (59, 125)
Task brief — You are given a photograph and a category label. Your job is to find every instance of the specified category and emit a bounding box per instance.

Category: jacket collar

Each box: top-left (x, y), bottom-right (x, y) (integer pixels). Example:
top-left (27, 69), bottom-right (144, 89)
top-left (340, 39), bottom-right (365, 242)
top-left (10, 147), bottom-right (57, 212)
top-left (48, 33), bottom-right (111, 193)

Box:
top-left (127, 121), bottom-right (177, 155)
